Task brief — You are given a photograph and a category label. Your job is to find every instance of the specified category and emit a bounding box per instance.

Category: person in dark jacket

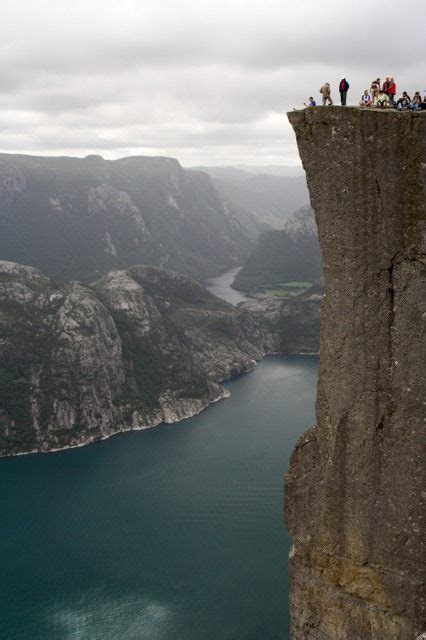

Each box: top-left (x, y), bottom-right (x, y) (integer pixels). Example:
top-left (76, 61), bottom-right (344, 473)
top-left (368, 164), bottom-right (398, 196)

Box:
top-left (396, 92), bottom-right (411, 110)
top-left (339, 78), bottom-right (349, 105)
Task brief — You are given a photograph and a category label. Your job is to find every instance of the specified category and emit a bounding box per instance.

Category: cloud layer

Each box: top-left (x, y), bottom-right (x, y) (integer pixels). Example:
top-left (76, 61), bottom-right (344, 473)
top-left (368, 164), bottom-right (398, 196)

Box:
top-left (1, 0), bottom-right (424, 165)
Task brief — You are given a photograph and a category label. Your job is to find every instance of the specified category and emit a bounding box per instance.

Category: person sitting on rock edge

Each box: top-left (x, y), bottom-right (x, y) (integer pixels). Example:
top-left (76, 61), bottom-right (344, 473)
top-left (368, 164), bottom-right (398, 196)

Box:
top-left (371, 78), bottom-right (380, 105)
top-left (304, 97), bottom-right (316, 107)
top-left (397, 92), bottom-right (411, 110)
top-left (376, 90), bottom-right (389, 108)
top-left (410, 93), bottom-right (422, 111)
top-left (359, 90), bottom-right (372, 107)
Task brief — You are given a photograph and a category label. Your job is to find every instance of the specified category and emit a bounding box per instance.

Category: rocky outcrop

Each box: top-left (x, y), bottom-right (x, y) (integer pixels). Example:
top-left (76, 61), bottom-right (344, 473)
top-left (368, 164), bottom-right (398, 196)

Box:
top-left (285, 108), bottom-right (425, 638)
top-left (0, 261), bottom-right (265, 456)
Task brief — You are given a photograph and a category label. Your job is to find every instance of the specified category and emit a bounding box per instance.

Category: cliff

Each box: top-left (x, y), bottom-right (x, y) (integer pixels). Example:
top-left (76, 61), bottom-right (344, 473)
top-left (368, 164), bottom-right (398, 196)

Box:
top-left (0, 261), bottom-right (265, 456)
top-left (285, 107), bottom-right (425, 638)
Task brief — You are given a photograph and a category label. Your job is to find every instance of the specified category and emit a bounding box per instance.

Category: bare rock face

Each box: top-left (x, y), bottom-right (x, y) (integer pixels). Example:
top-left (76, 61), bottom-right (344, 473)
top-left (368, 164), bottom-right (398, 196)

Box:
top-left (285, 108), bottom-right (425, 638)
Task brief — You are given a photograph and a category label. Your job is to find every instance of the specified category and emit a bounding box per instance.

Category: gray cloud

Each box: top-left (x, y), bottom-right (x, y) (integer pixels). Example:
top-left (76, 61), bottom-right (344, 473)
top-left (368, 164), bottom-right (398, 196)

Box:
top-left (0, 0), bottom-right (424, 165)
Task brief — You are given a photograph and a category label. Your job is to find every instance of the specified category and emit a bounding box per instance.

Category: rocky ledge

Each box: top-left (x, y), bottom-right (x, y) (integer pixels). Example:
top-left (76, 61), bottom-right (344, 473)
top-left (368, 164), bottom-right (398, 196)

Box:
top-left (285, 108), bottom-right (425, 638)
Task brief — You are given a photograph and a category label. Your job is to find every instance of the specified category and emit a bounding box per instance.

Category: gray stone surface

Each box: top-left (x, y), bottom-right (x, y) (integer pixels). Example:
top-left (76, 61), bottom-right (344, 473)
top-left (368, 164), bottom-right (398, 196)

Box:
top-left (285, 107), bottom-right (425, 639)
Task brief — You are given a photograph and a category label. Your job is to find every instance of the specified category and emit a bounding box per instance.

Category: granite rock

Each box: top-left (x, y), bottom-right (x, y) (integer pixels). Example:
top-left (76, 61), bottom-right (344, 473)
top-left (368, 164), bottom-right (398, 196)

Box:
top-left (285, 107), bottom-right (425, 639)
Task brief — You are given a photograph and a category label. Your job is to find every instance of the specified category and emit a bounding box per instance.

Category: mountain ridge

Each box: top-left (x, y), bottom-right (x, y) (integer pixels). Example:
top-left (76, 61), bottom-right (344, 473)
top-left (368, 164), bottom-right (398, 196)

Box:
top-left (0, 152), bottom-right (261, 284)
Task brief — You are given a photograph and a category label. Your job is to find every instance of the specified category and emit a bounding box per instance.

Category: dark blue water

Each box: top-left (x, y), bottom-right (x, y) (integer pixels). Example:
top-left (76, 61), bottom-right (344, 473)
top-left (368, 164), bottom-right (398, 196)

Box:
top-left (0, 356), bottom-right (317, 640)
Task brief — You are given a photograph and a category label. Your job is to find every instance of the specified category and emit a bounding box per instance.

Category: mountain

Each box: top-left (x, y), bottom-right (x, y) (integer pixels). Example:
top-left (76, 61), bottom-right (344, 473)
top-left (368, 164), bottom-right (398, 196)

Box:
top-left (189, 164), bottom-right (304, 180)
top-left (0, 261), bottom-right (267, 456)
top-left (285, 107), bottom-right (425, 638)
top-left (189, 166), bottom-right (309, 228)
top-left (234, 165), bottom-right (304, 177)
top-left (233, 205), bottom-right (322, 293)
top-left (0, 153), bottom-right (260, 283)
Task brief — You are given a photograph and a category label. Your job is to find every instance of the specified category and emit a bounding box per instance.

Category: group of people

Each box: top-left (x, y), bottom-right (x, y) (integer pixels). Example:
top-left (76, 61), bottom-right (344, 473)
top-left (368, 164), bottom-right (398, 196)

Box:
top-left (304, 78), bottom-right (426, 111)
top-left (359, 78), bottom-right (424, 111)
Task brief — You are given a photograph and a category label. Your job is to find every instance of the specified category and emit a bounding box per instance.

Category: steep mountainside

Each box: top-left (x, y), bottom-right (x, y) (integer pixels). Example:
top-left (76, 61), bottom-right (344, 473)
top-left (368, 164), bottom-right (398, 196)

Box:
top-left (0, 261), bottom-right (265, 456)
top-left (190, 166), bottom-right (309, 228)
top-left (285, 107), bottom-right (425, 638)
top-left (233, 206), bottom-right (322, 292)
top-left (0, 153), bottom-right (259, 283)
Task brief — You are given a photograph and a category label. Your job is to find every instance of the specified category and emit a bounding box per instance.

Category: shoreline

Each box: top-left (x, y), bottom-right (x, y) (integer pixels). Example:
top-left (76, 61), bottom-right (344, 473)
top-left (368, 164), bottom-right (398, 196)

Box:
top-left (1, 352), bottom-right (318, 461)
top-left (1, 385), bottom-right (232, 460)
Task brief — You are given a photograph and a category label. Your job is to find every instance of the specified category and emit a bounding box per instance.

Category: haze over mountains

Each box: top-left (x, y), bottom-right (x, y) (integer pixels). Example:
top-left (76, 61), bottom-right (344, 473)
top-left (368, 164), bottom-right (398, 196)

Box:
top-left (191, 166), bottom-right (309, 229)
top-left (0, 153), bottom-right (265, 283)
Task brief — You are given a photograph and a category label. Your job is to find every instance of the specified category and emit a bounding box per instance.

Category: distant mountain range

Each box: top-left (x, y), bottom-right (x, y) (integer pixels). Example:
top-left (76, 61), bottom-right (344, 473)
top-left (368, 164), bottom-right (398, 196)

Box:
top-left (0, 153), bottom-right (264, 283)
top-left (190, 166), bottom-right (309, 229)
top-left (233, 206), bottom-right (322, 292)
top-left (190, 164), bottom-right (305, 179)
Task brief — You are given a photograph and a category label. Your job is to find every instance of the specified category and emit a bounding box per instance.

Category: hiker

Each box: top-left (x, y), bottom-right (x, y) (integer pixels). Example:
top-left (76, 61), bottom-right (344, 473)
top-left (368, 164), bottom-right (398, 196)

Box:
top-left (359, 90), bottom-right (372, 107)
top-left (376, 91), bottom-right (389, 108)
top-left (410, 93), bottom-right (422, 111)
top-left (397, 92), bottom-right (411, 110)
top-left (421, 93), bottom-right (426, 111)
top-left (371, 79), bottom-right (381, 105)
top-left (320, 83), bottom-right (333, 106)
top-left (304, 97), bottom-right (316, 107)
top-left (387, 78), bottom-right (396, 106)
top-left (382, 77), bottom-right (390, 94)
top-left (339, 78), bottom-right (349, 105)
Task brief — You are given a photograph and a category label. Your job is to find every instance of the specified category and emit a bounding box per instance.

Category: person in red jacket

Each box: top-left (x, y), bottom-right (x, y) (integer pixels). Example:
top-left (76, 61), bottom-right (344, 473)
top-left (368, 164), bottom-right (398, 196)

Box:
top-left (339, 78), bottom-right (350, 105)
top-left (387, 78), bottom-right (396, 106)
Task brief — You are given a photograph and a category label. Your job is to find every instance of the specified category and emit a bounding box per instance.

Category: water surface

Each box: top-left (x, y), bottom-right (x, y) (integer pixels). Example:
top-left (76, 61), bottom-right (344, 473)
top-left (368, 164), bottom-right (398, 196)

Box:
top-left (0, 356), bottom-right (317, 640)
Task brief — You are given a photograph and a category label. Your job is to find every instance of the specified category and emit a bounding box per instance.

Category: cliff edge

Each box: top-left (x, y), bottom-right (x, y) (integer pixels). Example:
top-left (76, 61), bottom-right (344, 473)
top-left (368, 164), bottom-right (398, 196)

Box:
top-left (285, 107), bottom-right (425, 638)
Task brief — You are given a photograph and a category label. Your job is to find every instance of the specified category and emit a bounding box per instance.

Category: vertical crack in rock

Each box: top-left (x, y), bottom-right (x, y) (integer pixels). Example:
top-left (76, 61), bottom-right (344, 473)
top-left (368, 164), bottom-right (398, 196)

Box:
top-left (285, 107), bottom-right (425, 639)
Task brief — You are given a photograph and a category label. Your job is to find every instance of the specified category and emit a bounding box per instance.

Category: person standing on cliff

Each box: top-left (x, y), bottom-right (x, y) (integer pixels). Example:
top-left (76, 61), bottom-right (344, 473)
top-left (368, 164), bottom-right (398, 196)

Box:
top-left (339, 78), bottom-right (349, 105)
top-left (320, 83), bottom-right (333, 105)
top-left (387, 77), bottom-right (396, 106)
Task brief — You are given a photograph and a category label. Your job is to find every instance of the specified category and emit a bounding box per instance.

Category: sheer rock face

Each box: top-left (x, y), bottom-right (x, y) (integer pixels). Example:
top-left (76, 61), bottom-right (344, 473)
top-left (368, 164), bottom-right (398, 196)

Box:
top-left (285, 108), bottom-right (425, 639)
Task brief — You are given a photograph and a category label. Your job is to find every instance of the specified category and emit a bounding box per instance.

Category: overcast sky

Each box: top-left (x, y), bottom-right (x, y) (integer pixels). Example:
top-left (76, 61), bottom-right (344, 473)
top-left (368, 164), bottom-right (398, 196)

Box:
top-left (1, 0), bottom-right (424, 166)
